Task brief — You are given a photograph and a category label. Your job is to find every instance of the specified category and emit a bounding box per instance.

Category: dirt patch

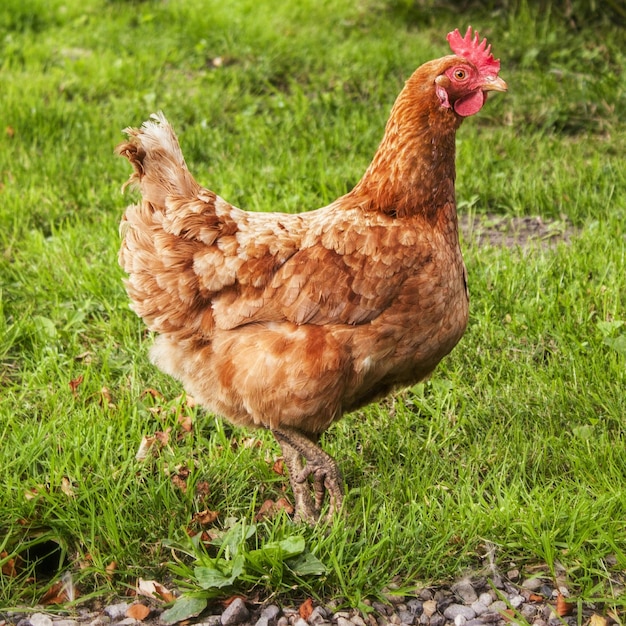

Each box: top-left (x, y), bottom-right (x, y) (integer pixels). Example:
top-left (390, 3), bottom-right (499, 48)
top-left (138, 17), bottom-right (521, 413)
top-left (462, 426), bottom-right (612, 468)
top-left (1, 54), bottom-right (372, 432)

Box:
top-left (459, 213), bottom-right (576, 249)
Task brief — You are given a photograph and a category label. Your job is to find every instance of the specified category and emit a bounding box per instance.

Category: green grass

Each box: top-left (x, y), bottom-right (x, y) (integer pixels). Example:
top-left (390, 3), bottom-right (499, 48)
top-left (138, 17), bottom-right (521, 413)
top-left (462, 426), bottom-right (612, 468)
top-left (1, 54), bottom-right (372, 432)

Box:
top-left (1, 0), bottom-right (626, 615)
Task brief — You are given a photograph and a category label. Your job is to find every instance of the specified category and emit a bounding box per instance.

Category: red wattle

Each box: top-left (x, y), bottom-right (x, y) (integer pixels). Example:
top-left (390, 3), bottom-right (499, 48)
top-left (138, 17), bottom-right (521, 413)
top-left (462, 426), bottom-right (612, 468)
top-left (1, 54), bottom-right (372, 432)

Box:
top-left (454, 90), bottom-right (486, 117)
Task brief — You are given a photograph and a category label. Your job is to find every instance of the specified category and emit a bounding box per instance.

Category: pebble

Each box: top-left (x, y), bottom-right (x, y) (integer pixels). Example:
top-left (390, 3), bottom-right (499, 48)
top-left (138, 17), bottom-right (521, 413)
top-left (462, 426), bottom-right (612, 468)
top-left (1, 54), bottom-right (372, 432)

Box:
top-left (0, 570), bottom-right (617, 626)
top-left (220, 598), bottom-right (249, 626)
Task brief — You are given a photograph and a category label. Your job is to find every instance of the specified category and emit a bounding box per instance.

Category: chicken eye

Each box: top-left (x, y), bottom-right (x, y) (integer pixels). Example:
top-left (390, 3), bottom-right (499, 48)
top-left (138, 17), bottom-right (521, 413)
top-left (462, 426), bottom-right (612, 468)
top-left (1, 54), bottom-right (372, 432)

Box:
top-left (454, 69), bottom-right (467, 80)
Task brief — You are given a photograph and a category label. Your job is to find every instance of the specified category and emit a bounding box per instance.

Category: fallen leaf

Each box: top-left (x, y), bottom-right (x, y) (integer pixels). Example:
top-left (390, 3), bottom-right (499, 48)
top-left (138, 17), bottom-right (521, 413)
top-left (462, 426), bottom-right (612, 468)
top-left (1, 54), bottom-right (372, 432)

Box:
top-left (193, 509), bottom-right (219, 526)
top-left (142, 388), bottom-right (165, 400)
top-left (39, 573), bottom-right (78, 605)
top-left (299, 598), bottom-right (314, 621)
top-left (69, 375), bottom-right (84, 397)
top-left (154, 428), bottom-right (171, 446)
top-left (255, 497), bottom-right (294, 521)
top-left (6, 126), bottom-right (15, 138)
top-left (61, 476), bottom-right (76, 497)
top-left (1, 551), bottom-right (21, 577)
top-left (272, 458), bottom-right (285, 475)
top-left (528, 593), bottom-right (544, 602)
top-left (171, 474), bottom-right (187, 493)
top-left (589, 615), bottom-right (608, 626)
top-left (127, 603), bottom-right (151, 621)
top-left (556, 592), bottom-right (573, 617)
top-left (195, 481), bottom-right (210, 500)
top-left (137, 578), bottom-right (176, 603)
top-left (135, 435), bottom-right (157, 461)
top-left (105, 561), bottom-right (117, 580)
top-left (178, 413), bottom-right (193, 432)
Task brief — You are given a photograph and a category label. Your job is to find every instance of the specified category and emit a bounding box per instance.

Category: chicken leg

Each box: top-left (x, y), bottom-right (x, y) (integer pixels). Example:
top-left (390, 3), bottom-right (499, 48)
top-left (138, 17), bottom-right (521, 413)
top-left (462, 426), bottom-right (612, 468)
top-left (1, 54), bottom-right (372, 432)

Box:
top-left (272, 427), bottom-right (344, 523)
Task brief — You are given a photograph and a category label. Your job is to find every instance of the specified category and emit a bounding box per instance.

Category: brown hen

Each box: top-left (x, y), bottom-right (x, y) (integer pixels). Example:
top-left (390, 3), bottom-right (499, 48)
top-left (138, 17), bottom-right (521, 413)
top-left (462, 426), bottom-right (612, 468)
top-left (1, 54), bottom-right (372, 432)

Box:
top-left (118, 27), bottom-right (506, 523)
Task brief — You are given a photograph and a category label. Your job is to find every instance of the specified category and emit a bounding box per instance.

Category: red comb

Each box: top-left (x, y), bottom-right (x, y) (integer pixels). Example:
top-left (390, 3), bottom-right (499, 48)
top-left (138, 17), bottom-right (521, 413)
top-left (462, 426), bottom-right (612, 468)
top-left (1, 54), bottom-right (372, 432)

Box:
top-left (447, 26), bottom-right (500, 76)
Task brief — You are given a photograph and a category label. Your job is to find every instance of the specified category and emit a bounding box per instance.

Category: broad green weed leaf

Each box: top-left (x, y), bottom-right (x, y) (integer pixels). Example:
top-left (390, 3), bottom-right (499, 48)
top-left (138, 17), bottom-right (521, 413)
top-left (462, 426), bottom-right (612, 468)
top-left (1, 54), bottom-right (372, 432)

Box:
top-left (286, 552), bottom-right (327, 576)
top-left (195, 554), bottom-right (245, 589)
top-left (603, 335), bottom-right (626, 356)
top-left (160, 595), bottom-right (207, 625)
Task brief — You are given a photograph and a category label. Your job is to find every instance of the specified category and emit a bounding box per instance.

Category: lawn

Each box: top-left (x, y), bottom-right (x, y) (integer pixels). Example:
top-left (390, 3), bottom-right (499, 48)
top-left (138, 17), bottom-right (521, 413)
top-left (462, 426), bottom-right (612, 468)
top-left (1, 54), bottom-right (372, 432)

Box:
top-left (1, 0), bottom-right (625, 616)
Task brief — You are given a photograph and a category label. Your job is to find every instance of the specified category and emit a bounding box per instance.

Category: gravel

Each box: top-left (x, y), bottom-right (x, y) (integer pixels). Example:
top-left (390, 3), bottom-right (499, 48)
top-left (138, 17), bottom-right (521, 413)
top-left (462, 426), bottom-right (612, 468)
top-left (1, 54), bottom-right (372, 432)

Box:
top-left (0, 570), bottom-right (618, 626)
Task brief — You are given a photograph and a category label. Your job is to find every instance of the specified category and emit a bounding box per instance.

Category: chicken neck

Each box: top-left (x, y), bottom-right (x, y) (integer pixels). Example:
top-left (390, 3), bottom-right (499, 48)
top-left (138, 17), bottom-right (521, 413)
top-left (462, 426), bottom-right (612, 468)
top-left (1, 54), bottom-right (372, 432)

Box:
top-left (345, 71), bottom-right (461, 221)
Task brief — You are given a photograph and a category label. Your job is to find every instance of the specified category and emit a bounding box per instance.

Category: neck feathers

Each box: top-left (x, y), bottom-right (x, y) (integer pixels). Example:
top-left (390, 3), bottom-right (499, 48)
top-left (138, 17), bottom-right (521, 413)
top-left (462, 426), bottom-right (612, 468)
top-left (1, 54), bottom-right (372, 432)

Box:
top-left (344, 62), bottom-right (462, 220)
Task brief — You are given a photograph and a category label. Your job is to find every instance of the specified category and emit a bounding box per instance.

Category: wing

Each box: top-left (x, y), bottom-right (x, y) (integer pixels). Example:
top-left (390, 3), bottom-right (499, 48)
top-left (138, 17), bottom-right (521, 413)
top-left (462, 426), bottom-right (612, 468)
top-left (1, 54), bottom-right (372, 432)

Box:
top-left (209, 208), bottom-right (430, 330)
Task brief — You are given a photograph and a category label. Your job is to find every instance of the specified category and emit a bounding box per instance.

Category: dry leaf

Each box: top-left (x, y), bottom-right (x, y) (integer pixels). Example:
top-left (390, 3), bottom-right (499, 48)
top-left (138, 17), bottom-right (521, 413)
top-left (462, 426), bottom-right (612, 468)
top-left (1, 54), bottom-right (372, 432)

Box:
top-left (40, 573), bottom-right (77, 605)
top-left (142, 388), bottom-right (164, 400)
top-left (171, 474), bottom-right (187, 493)
top-left (61, 476), bottom-right (76, 497)
top-left (195, 481), bottom-right (210, 500)
top-left (556, 592), bottom-right (573, 617)
top-left (69, 375), bottom-right (84, 397)
top-left (299, 598), bottom-right (314, 621)
top-left (135, 435), bottom-right (157, 461)
top-left (255, 497), bottom-right (294, 521)
top-left (105, 561), bottom-right (117, 580)
top-left (154, 428), bottom-right (171, 446)
top-left (1, 551), bottom-right (21, 577)
top-left (193, 509), bottom-right (219, 526)
top-left (272, 458), bottom-right (285, 475)
top-left (528, 593), bottom-right (544, 602)
top-left (589, 615), bottom-right (608, 626)
top-left (127, 603), bottom-right (151, 621)
top-left (178, 413), bottom-right (193, 432)
top-left (137, 578), bottom-right (176, 603)
top-left (6, 126), bottom-right (15, 138)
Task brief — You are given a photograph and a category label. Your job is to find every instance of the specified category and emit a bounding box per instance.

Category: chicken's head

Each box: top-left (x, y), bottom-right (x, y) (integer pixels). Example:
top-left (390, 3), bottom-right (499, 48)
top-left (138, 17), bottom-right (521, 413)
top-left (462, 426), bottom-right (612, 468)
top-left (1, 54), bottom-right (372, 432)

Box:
top-left (435, 26), bottom-right (507, 117)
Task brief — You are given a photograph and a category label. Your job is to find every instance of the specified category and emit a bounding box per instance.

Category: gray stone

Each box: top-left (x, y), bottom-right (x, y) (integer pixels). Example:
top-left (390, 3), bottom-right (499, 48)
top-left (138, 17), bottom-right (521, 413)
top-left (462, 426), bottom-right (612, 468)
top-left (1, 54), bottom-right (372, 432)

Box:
top-left (103, 604), bottom-right (131, 621)
top-left (292, 619), bottom-right (308, 626)
top-left (115, 619), bottom-right (139, 626)
top-left (429, 614), bottom-right (445, 626)
top-left (452, 581), bottom-right (478, 605)
top-left (29, 614), bottom-right (53, 626)
top-left (53, 621), bottom-right (79, 626)
top-left (197, 618), bottom-right (222, 626)
top-left (260, 605), bottom-right (281, 622)
top-left (276, 618), bottom-right (289, 626)
top-left (443, 605), bottom-right (476, 621)
top-left (477, 593), bottom-right (493, 607)
top-left (221, 598), bottom-right (249, 626)
top-left (406, 600), bottom-right (423, 616)
top-left (397, 610), bottom-right (415, 625)
top-left (466, 620), bottom-right (487, 626)
top-left (470, 601), bottom-right (489, 616)
top-left (477, 613), bottom-right (502, 624)
top-left (487, 601), bottom-right (507, 613)
top-left (337, 618), bottom-right (353, 626)
top-left (520, 605), bottom-right (537, 620)
top-left (521, 577), bottom-right (545, 591)
top-left (418, 614), bottom-right (429, 625)
top-left (421, 600), bottom-right (437, 618)
top-left (88, 617), bottom-right (111, 626)
top-left (351, 615), bottom-right (368, 626)
top-left (509, 595), bottom-right (525, 609)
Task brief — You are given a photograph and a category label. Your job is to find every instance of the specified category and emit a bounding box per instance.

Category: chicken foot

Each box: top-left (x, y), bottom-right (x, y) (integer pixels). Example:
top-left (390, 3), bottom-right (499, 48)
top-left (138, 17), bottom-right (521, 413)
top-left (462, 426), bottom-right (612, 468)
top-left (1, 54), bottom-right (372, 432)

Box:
top-left (272, 427), bottom-right (344, 523)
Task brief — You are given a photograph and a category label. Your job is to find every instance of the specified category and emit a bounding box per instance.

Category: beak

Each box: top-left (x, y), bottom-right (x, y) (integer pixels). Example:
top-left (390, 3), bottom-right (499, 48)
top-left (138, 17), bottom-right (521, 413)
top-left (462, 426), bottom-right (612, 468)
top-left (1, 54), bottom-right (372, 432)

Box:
top-left (482, 75), bottom-right (508, 93)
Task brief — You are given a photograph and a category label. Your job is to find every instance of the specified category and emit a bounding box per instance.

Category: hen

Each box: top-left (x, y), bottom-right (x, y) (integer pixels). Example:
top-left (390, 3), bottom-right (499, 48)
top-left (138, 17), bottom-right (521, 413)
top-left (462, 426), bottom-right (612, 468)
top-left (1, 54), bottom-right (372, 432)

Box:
top-left (118, 27), bottom-right (506, 523)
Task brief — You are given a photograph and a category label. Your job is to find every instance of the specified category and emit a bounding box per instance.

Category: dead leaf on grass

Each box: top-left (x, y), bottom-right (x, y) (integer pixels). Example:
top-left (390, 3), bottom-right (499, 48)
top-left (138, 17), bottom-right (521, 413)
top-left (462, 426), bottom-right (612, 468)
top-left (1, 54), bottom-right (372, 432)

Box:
top-left (193, 509), bottom-right (219, 526)
top-left (61, 476), bottom-right (76, 498)
top-left (137, 578), bottom-right (176, 603)
top-left (127, 603), bottom-right (151, 621)
top-left (272, 458), bottom-right (285, 475)
top-left (69, 375), bottom-right (84, 397)
top-left (40, 573), bottom-right (77, 605)
top-left (299, 598), bottom-right (314, 621)
top-left (1, 551), bottom-right (22, 577)
top-left (255, 497), bottom-right (294, 521)
top-left (556, 592), bottom-right (574, 617)
top-left (105, 561), bottom-right (118, 580)
top-left (171, 474), bottom-right (188, 493)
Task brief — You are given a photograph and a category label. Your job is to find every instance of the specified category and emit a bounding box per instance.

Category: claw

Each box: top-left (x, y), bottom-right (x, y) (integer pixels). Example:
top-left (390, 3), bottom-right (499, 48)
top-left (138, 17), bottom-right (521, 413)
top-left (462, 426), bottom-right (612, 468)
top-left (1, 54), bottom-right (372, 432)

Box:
top-left (273, 427), bottom-right (344, 523)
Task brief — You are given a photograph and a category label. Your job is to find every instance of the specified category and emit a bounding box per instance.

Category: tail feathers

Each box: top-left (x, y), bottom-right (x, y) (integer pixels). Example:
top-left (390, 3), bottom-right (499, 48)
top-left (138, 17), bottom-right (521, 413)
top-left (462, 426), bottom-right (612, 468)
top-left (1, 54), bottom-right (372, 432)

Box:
top-left (117, 112), bottom-right (201, 208)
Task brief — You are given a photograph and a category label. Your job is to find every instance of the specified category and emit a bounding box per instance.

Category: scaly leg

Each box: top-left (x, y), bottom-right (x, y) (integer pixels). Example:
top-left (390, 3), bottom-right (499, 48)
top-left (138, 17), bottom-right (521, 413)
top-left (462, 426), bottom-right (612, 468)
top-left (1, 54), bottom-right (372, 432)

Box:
top-left (272, 427), bottom-right (344, 523)
top-left (277, 438), bottom-right (319, 524)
